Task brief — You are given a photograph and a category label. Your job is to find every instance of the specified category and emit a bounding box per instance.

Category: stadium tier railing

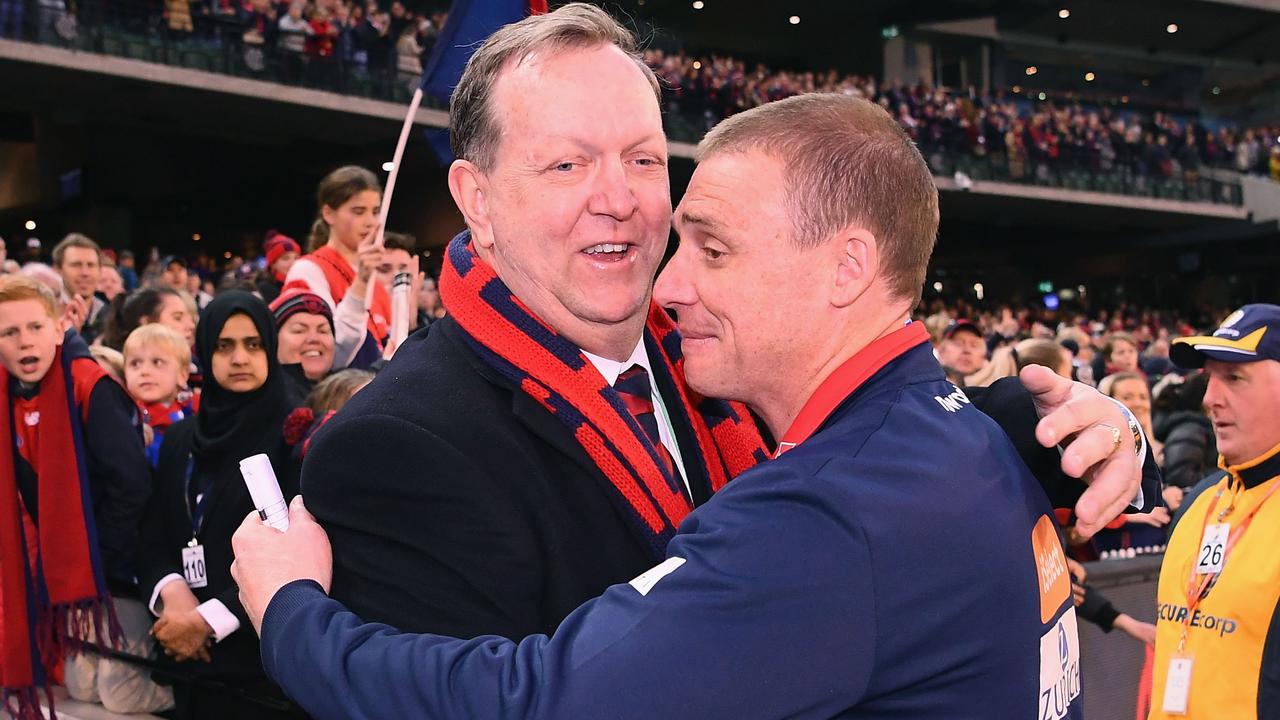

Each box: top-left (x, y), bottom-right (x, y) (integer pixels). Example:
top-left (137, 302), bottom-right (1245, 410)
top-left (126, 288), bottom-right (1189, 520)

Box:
top-left (1, 5), bottom-right (1249, 206)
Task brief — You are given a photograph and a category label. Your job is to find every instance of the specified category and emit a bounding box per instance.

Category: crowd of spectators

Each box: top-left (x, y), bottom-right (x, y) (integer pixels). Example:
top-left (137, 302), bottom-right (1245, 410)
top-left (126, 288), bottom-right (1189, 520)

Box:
top-left (646, 48), bottom-right (1280, 183)
top-left (0, 216), bottom-right (448, 717)
top-left (0, 0), bottom-right (447, 92)
top-left (919, 297), bottom-right (1223, 566)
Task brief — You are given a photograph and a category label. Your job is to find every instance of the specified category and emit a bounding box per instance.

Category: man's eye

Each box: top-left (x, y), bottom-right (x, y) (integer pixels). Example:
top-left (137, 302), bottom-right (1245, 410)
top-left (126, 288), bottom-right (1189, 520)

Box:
top-left (702, 247), bottom-right (724, 260)
top-left (553, 162), bottom-right (576, 172)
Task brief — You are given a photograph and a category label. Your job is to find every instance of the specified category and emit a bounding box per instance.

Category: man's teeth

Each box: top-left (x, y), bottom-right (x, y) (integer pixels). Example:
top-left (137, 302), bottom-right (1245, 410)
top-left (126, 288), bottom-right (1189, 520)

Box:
top-left (584, 244), bottom-right (628, 255)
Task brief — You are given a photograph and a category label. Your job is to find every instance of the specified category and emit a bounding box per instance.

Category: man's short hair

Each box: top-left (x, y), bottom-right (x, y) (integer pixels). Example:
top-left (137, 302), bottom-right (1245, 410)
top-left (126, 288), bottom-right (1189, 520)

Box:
top-left (450, 2), bottom-right (660, 171)
top-left (697, 93), bottom-right (939, 305)
top-left (382, 232), bottom-right (416, 254)
top-left (0, 274), bottom-right (59, 319)
top-left (52, 233), bottom-right (102, 268)
top-left (123, 323), bottom-right (192, 369)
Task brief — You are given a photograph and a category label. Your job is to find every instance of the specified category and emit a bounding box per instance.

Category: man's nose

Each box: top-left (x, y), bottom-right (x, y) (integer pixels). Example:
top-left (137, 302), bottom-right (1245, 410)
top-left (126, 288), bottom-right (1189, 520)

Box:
top-left (653, 244), bottom-right (695, 310)
top-left (588, 159), bottom-right (640, 221)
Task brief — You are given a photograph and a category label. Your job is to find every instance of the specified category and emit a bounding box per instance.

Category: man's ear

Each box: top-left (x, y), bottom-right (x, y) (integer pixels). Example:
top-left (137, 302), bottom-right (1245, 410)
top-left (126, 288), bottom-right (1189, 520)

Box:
top-left (447, 159), bottom-right (493, 248)
top-left (831, 228), bottom-right (878, 308)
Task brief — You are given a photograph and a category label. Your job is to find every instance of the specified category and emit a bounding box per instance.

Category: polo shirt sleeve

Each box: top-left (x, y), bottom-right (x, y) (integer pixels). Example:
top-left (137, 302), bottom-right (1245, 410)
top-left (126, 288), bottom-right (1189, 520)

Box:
top-left (261, 466), bottom-right (875, 720)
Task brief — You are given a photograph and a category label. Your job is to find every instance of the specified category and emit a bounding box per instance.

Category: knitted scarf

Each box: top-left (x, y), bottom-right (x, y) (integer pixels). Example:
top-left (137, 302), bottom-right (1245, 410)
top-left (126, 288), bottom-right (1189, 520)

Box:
top-left (282, 245), bottom-right (390, 369)
top-left (0, 344), bottom-right (121, 720)
top-left (439, 232), bottom-right (769, 556)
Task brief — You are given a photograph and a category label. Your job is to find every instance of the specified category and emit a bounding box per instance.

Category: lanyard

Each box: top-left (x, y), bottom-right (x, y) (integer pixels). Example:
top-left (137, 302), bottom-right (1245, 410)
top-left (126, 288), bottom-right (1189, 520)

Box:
top-left (182, 455), bottom-right (215, 542)
top-left (1179, 475), bottom-right (1280, 650)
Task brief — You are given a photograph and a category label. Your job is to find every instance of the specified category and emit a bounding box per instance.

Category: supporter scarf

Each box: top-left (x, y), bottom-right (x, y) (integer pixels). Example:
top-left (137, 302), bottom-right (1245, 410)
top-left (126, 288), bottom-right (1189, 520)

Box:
top-left (282, 245), bottom-right (390, 369)
top-left (439, 232), bottom-right (769, 556)
top-left (0, 343), bottom-right (120, 720)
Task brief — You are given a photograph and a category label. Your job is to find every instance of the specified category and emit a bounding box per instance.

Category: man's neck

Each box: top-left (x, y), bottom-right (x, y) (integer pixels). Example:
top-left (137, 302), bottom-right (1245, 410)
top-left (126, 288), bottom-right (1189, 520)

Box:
top-left (757, 306), bottom-right (910, 440)
top-left (565, 318), bottom-right (646, 362)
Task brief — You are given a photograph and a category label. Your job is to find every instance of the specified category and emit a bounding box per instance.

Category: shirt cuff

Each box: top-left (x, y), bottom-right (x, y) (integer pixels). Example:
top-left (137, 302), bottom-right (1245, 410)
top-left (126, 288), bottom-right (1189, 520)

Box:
top-left (196, 599), bottom-right (242, 642)
top-left (148, 574), bottom-right (186, 616)
top-left (1108, 397), bottom-right (1148, 510)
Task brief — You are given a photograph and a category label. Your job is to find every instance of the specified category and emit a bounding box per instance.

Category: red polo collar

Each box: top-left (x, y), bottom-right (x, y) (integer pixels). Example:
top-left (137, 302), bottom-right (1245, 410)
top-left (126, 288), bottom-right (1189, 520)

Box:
top-left (774, 321), bottom-right (929, 457)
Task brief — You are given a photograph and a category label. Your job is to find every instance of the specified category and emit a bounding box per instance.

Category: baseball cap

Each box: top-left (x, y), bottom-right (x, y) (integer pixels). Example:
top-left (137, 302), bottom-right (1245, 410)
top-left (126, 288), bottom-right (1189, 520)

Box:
top-left (1170, 304), bottom-right (1280, 368)
top-left (943, 319), bottom-right (983, 340)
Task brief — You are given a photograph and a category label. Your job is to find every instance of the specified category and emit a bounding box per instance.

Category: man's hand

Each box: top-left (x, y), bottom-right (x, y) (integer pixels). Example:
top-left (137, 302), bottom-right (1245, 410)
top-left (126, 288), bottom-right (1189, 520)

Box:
top-left (61, 294), bottom-right (88, 332)
top-left (1113, 613), bottom-right (1157, 647)
top-left (1066, 557), bottom-right (1087, 607)
top-left (1020, 364), bottom-right (1142, 539)
top-left (231, 496), bottom-right (333, 636)
top-left (153, 609), bottom-right (213, 662)
top-left (1127, 506), bottom-right (1171, 527)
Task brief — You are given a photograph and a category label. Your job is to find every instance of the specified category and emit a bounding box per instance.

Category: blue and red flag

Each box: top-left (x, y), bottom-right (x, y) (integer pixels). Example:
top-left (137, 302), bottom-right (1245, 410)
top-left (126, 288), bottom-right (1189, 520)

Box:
top-left (421, 0), bottom-right (548, 104)
top-left (420, 0), bottom-right (546, 164)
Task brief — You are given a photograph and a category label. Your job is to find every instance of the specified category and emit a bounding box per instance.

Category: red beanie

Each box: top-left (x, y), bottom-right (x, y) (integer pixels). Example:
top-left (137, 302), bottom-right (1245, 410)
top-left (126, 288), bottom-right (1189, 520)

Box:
top-left (265, 232), bottom-right (301, 272)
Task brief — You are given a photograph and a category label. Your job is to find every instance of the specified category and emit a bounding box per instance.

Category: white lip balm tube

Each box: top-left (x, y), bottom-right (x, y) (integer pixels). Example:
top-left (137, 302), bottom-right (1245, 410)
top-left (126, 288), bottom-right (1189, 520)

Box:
top-left (240, 453), bottom-right (289, 531)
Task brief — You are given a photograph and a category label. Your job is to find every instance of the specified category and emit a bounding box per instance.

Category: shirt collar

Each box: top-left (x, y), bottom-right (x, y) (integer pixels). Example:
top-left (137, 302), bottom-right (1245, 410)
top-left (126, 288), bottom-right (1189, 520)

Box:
top-left (583, 338), bottom-right (651, 388)
top-left (1222, 440), bottom-right (1280, 489)
top-left (775, 321), bottom-right (930, 457)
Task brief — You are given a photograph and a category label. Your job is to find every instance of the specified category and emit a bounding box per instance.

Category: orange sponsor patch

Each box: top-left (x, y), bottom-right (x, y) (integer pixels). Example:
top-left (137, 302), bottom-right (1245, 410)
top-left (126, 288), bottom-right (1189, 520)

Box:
top-left (1032, 514), bottom-right (1071, 623)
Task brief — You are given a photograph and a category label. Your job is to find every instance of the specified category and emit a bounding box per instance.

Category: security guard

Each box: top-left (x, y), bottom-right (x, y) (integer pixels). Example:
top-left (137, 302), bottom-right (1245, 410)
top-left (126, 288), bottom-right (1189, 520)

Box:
top-left (1151, 304), bottom-right (1280, 719)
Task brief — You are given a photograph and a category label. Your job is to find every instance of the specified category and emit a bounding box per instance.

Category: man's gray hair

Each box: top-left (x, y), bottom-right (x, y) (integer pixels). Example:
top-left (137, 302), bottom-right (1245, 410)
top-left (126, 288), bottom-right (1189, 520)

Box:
top-left (697, 93), bottom-right (939, 305)
top-left (450, 2), bottom-right (660, 171)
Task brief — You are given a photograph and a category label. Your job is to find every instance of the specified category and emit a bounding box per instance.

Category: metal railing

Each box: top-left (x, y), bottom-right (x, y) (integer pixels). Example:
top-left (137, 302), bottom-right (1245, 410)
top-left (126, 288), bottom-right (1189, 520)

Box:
top-left (0, 5), bottom-right (1250, 206)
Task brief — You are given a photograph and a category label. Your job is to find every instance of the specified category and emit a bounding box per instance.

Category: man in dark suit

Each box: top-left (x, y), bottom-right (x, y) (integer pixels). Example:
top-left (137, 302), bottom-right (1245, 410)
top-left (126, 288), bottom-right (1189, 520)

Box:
top-left (284, 3), bottom-right (1156, 644)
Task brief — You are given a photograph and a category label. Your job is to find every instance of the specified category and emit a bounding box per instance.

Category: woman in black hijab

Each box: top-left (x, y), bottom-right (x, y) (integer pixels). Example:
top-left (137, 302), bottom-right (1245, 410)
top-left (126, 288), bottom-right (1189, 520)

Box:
top-left (137, 291), bottom-right (303, 719)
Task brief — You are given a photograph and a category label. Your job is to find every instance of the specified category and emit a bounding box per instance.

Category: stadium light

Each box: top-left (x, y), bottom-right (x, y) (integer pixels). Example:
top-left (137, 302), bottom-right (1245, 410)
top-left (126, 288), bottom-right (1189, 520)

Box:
top-left (693, 61), bottom-right (702, 69)
top-left (192, 233), bottom-right (201, 241)
top-left (1121, 95), bottom-right (1129, 103)
top-left (1212, 86), bottom-right (1221, 95)
top-left (1166, 23), bottom-right (1178, 34)
top-left (933, 282), bottom-right (943, 293)
top-left (1084, 72), bottom-right (1095, 82)
top-left (692, 0), bottom-right (703, 9)
top-left (973, 283), bottom-right (984, 301)
top-left (382, 161), bottom-right (395, 172)
top-left (1142, 78), bottom-right (1151, 87)
top-left (1025, 65), bottom-right (1037, 76)
top-left (1038, 92), bottom-right (1047, 100)
top-left (1012, 85), bottom-right (1022, 93)
top-left (789, 15), bottom-right (800, 25)
top-left (1058, 8), bottom-right (1070, 19)
top-left (24, 220), bottom-right (36, 231)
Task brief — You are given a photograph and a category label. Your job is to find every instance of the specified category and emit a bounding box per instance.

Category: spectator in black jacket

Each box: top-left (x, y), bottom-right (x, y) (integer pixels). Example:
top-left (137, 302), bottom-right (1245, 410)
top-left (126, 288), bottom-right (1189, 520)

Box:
top-left (138, 291), bottom-right (302, 719)
top-left (1153, 371), bottom-right (1216, 496)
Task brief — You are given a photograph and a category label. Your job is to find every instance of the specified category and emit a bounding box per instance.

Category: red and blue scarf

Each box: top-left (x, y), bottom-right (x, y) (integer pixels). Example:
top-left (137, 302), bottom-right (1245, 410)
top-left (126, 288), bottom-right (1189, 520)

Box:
top-left (0, 344), bottom-right (121, 720)
top-left (439, 232), bottom-right (768, 556)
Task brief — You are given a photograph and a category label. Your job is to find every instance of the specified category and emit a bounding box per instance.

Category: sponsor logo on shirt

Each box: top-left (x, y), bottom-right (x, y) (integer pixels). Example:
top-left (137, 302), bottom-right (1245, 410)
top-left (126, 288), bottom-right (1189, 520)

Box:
top-left (1032, 514), bottom-right (1071, 623)
top-left (1156, 603), bottom-right (1239, 637)
top-left (1039, 607), bottom-right (1081, 720)
top-left (23, 411), bottom-right (39, 427)
top-left (934, 385), bottom-right (972, 413)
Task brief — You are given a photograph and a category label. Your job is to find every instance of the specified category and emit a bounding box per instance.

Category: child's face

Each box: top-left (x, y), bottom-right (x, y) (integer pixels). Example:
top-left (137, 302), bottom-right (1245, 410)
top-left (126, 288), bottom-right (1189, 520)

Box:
top-left (0, 299), bottom-right (63, 385)
top-left (125, 345), bottom-right (188, 405)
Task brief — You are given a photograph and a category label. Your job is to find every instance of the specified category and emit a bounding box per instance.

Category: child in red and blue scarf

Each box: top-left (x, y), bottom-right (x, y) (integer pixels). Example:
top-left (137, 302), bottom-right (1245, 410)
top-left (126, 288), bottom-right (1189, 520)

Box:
top-left (0, 276), bottom-right (159, 718)
top-left (123, 324), bottom-right (199, 468)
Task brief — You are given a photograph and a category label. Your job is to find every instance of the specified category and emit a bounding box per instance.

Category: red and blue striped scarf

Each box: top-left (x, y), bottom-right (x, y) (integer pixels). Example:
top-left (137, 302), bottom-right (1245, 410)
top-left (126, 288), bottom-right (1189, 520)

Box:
top-left (439, 232), bottom-right (768, 556)
top-left (0, 344), bottom-right (122, 720)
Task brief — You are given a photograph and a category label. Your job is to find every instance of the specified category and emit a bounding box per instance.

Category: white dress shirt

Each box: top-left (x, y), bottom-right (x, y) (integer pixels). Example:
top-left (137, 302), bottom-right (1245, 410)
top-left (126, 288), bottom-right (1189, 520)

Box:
top-left (583, 340), bottom-right (692, 500)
